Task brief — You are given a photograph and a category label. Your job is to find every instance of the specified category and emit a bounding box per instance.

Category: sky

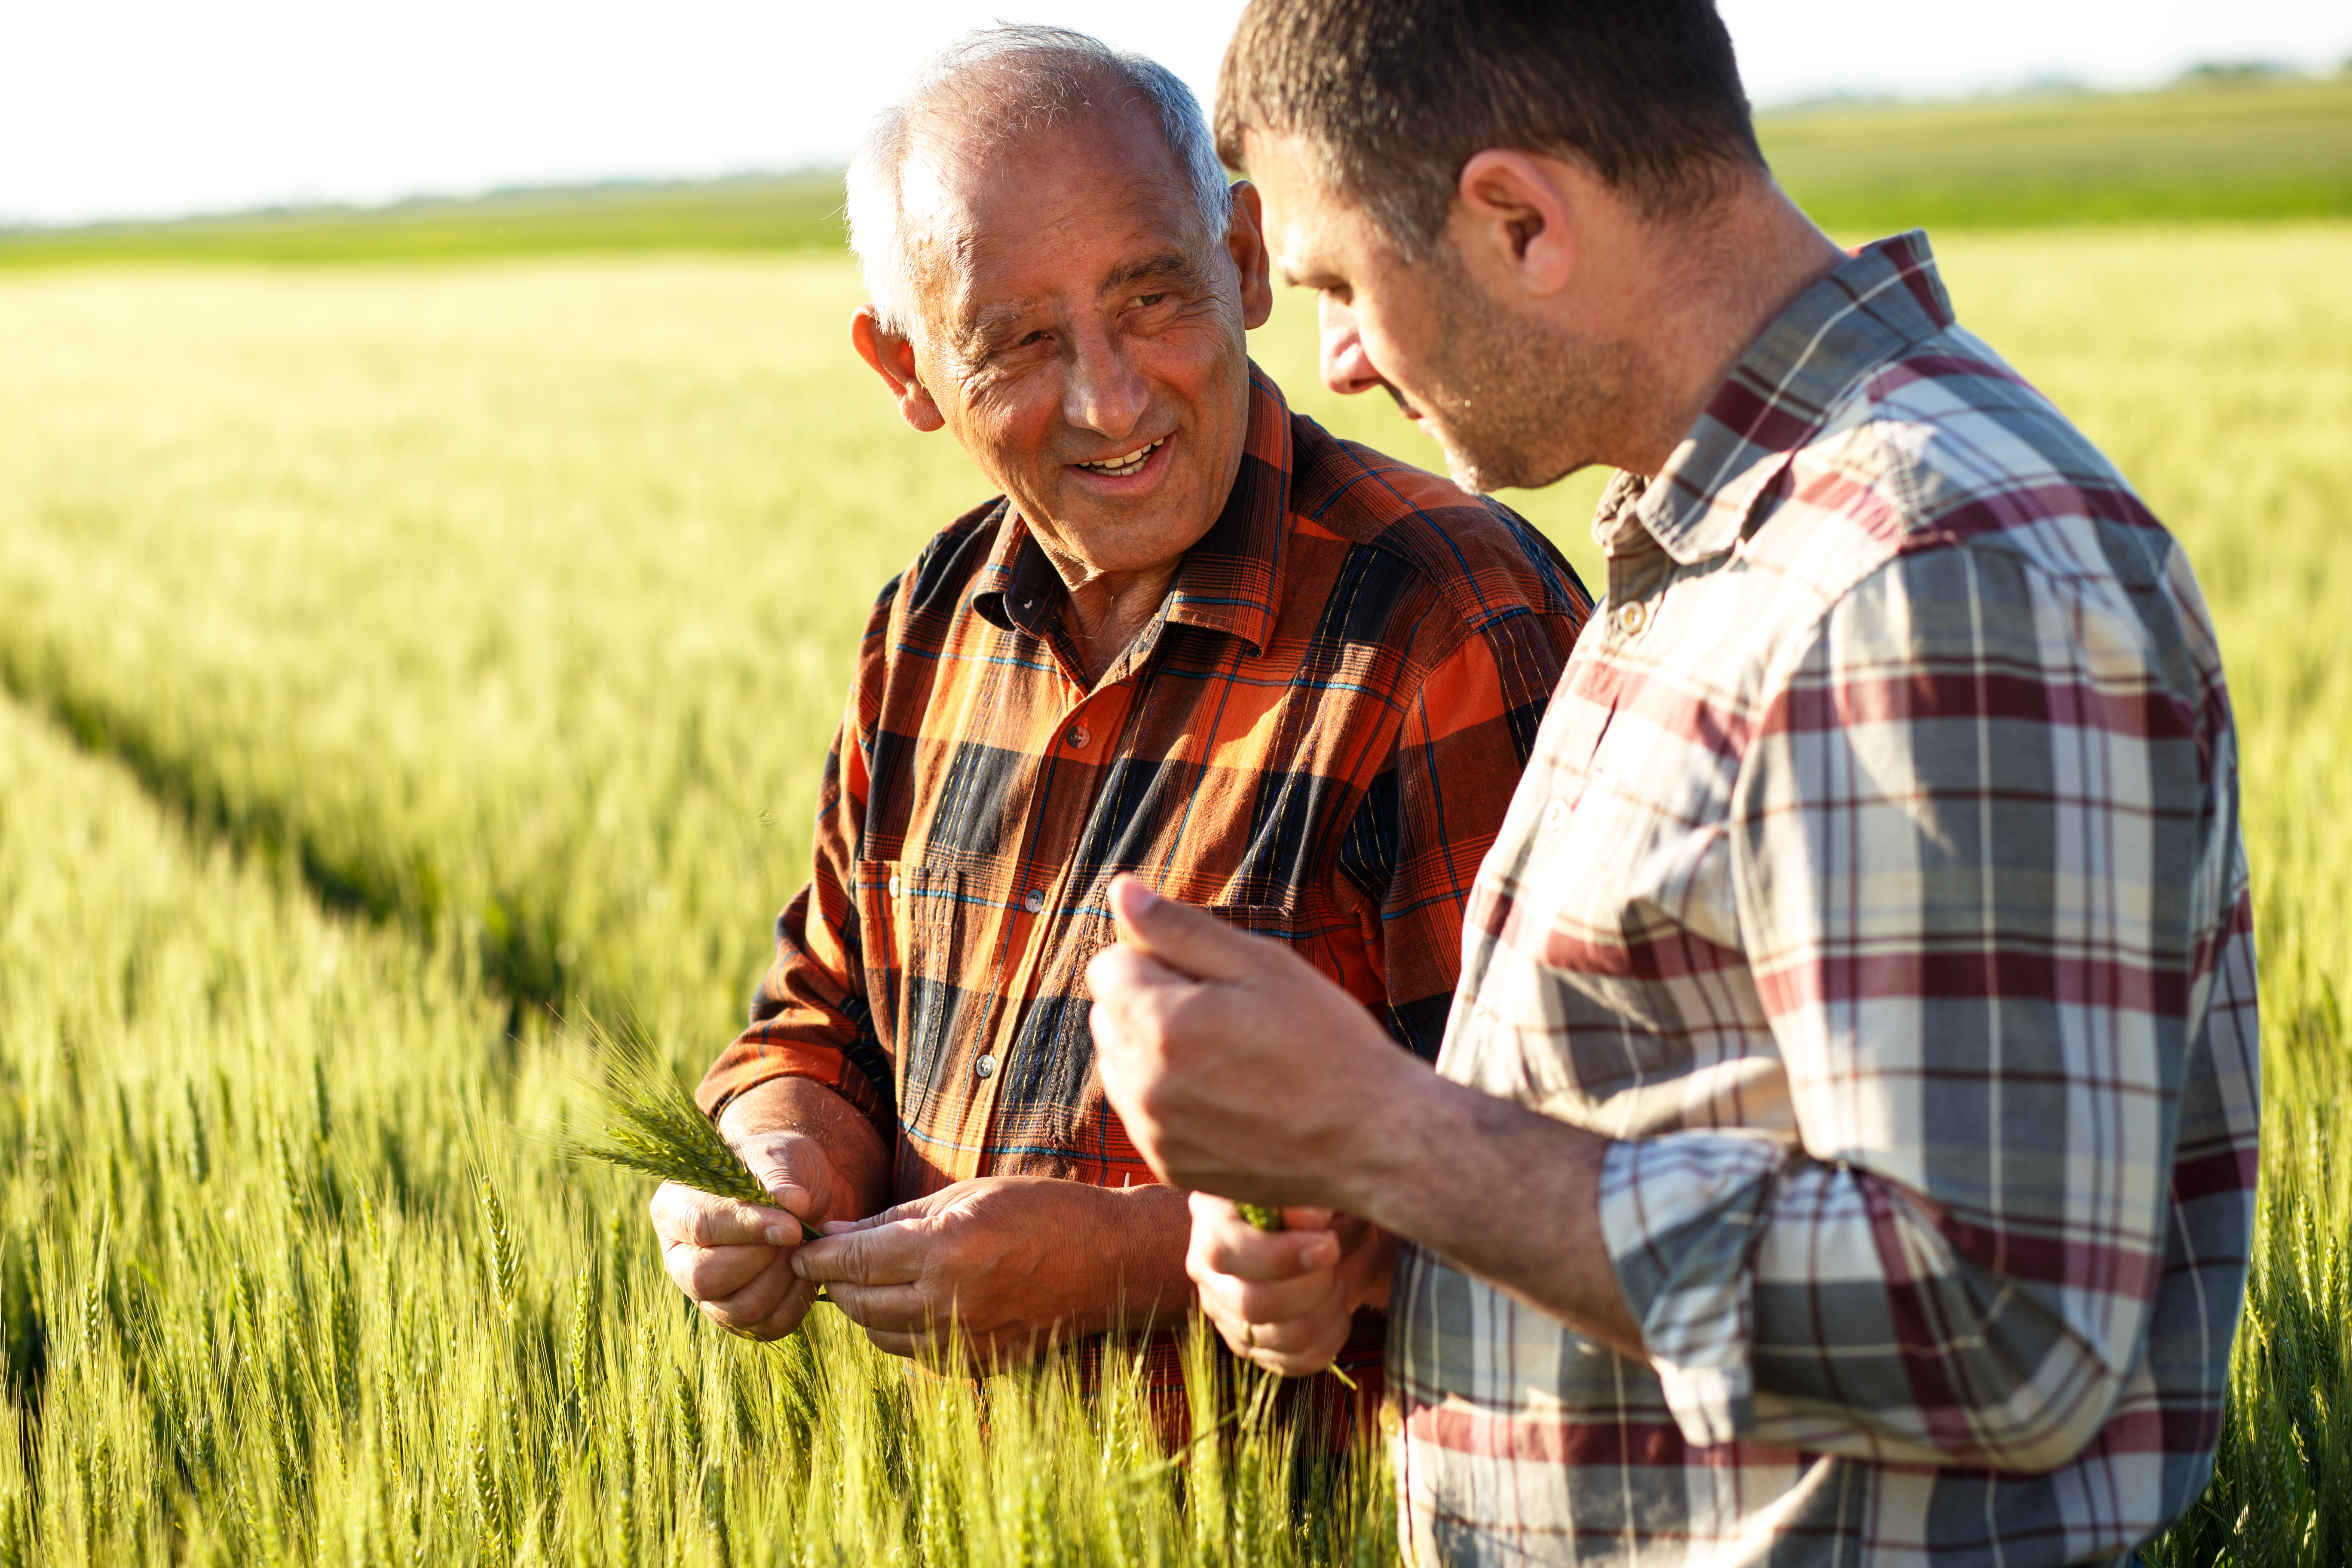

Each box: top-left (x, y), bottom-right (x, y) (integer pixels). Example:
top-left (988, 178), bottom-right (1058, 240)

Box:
top-left (3, 1), bottom-right (2348, 227)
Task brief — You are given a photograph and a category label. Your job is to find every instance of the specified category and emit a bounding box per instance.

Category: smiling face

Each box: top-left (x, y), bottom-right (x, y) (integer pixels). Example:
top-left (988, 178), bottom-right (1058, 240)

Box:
top-left (862, 97), bottom-right (1272, 588)
top-left (1245, 130), bottom-right (1635, 494)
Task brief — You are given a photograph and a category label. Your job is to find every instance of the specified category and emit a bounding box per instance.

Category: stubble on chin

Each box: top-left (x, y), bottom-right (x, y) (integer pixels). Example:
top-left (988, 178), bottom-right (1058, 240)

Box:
top-left (1415, 262), bottom-right (1655, 495)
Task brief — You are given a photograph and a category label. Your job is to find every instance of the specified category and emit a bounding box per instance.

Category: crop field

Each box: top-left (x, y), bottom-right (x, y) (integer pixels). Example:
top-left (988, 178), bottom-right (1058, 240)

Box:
top-left (0, 81), bottom-right (2348, 1567)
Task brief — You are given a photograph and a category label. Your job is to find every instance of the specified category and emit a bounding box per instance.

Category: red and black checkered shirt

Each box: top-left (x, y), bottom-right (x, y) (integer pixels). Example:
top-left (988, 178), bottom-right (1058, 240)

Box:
top-left (701, 368), bottom-right (1589, 1379)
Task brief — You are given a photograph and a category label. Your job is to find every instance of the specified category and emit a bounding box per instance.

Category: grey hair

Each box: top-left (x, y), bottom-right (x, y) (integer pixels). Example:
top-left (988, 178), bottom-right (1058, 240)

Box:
top-left (845, 24), bottom-right (1234, 337)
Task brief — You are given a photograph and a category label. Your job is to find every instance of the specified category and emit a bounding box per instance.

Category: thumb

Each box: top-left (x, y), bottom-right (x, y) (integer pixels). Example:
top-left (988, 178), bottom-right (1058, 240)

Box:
top-left (1106, 875), bottom-right (1262, 983)
top-left (739, 1139), bottom-right (831, 1227)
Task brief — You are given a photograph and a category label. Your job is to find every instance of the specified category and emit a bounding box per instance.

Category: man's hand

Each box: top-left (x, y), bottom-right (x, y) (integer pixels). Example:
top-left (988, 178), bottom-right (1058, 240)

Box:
top-left (791, 1176), bottom-right (1191, 1367)
top-left (1089, 875), bottom-right (1651, 1363)
top-left (650, 1126), bottom-right (836, 1340)
top-left (1188, 1194), bottom-right (1396, 1377)
top-left (1086, 877), bottom-right (1419, 1208)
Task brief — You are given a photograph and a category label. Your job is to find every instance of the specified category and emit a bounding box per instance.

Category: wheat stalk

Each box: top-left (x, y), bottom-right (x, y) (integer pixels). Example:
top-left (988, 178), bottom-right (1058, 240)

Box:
top-left (559, 1024), bottom-right (819, 1240)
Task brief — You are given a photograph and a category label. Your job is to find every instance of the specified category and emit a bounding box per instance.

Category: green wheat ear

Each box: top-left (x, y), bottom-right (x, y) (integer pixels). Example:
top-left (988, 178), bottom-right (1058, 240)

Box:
top-left (559, 1021), bottom-right (819, 1241)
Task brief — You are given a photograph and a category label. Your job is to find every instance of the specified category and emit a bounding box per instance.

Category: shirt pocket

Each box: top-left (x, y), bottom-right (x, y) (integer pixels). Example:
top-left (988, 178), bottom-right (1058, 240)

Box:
top-left (855, 858), bottom-right (976, 1129)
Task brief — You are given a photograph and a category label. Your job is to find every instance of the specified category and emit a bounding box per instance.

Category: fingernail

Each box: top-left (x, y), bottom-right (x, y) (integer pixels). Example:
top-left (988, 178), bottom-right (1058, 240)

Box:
top-left (766, 1225), bottom-right (796, 1246)
top-left (1303, 1238), bottom-right (1339, 1269)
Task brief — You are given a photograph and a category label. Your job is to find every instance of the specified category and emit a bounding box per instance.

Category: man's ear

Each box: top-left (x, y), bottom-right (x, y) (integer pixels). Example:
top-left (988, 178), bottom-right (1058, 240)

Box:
top-left (1452, 150), bottom-right (1578, 298)
top-left (849, 306), bottom-right (946, 433)
top-left (1224, 181), bottom-right (1275, 331)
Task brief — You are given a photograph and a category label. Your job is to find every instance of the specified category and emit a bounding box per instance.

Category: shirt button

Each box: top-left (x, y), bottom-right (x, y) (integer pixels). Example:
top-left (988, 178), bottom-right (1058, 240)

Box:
top-left (1618, 601), bottom-right (1648, 636)
top-left (974, 1054), bottom-right (998, 1080)
top-left (1067, 724), bottom-right (1090, 749)
top-left (1023, 888), bottom-right (1045, 913)
top-left (1543, 798), bottom-right (1567, 830)
top-left (887, 873), bottom-right (901, 899)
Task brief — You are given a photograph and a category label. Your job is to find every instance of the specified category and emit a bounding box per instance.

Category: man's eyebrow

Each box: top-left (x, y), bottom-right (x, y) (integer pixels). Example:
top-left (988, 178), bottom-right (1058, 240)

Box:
top-left (1103, 251), bottom-right (1207, 295)
top-left (955, 297), bottom-right (1040, 353)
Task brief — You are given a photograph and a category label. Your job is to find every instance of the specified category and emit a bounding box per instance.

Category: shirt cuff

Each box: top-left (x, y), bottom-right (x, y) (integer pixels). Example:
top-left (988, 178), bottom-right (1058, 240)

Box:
top-left (696, 1040), bottom-right (889, 1130)
top-left (1598, 1130), bottom-right (1788, 1447)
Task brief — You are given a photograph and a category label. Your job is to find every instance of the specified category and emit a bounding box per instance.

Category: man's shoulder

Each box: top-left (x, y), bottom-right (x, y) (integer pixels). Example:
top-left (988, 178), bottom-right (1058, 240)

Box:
top-left (886, 496), bottom-right (1009, 610)
top-left (1284, 412), bottom-right (1590, 634)
top-left (1762, 326), bottom-right (2178, 605)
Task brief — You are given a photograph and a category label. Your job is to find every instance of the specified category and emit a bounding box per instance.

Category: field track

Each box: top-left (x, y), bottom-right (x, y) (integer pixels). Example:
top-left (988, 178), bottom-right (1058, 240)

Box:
top-left (0, 215), bottom-right (2346, 1559)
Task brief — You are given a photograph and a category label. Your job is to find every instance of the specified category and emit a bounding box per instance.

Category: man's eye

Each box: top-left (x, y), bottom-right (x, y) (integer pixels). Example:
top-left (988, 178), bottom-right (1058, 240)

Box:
top-left (1133, 293), bottom-right (1167, 308)
top-left (1018, 330), bottom-right (1049, 346)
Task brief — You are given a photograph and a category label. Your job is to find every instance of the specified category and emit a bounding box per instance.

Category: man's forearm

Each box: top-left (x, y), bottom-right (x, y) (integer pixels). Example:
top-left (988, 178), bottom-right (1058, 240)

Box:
top-left (1092, 1182), bottom-right (1198, 1332)
top-left (717, 1076), bottom-right (894, 1223)
top-left (1340, 1060), bottom-right (1647, 1362)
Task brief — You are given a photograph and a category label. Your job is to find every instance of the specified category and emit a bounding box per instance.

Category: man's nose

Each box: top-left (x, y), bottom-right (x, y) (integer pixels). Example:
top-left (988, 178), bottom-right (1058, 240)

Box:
top-left (1063, 325), bottom-right (1152, 438)
top-left (1320, 297), bottom-right (1384, 398)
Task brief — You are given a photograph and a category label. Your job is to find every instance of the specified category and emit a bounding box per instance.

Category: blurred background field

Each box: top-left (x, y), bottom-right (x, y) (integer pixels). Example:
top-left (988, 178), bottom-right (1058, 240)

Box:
top-left (3, 72), bottom-right (2346, 267)
top-left (1, 70), bottom-right (2347, 1565)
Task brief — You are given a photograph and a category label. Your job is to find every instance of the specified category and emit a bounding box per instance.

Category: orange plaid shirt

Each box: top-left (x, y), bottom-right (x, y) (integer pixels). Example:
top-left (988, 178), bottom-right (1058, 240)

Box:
top-left (699, 368), bottom-right (1588, 1379)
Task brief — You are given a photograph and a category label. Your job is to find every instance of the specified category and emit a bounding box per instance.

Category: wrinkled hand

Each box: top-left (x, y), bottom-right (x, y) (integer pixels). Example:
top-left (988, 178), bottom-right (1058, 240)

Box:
top-left (791, 1175), bottom-right (1188, 1368)
top-left (650, 1127), bottom-right (836, 1341)
top-left (1188, 1194), bottom-right (1395, 1376)
top-left (1087, 876), bottom-right (1419, 1207)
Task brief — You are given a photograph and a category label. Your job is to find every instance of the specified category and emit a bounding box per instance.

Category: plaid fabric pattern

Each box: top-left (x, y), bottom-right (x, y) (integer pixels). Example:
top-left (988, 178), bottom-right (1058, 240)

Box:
top-left (1390, 233), bottom-right (2260, 1566)
top-left (701, 368), bottom-right (1589, 1381)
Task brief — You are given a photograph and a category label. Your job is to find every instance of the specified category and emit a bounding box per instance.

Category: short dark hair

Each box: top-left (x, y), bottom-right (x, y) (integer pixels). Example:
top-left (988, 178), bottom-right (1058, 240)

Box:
top-left (1216, 0), bottom-right (1765, 254)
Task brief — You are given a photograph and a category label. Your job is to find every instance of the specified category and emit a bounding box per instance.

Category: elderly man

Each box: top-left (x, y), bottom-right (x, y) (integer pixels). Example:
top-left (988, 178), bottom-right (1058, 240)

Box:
top-left (1092, 0), bottom-right (2260, 1562)
top-left (647, 24), bottom-right (1588, 1391)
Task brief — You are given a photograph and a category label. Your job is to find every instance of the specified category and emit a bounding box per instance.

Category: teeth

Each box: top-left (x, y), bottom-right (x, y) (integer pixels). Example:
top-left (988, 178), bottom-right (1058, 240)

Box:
top-left (1077, 438), bottom-right (1162, 475)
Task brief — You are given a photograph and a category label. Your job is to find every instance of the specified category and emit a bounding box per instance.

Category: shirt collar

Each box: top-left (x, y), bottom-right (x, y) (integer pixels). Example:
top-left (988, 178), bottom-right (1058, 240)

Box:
top-left (971, 363), bottom-right (1294, 656)
top-left (1621, 230), bottom-right (1955, 566)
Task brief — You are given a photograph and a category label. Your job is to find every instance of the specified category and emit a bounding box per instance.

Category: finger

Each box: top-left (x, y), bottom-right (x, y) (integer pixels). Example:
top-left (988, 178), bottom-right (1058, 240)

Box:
top-left (701, 1268), bottom-right (818, 1341)
top-left (1234, 1303), bottom-right (1348, 1360)
top-left (793, 1219), bottom-right (927, 1286)
top-left (663, 1239), bottom-right (780, 1302)
top-left (738, 1148), bottom-right (830, 1225)
top-left (693, 1252), bottom-right (808, 1335)
top-left (1085, 943), bottom-right (1194, 1002)
top-left (1192, 1207), bottom-right (1341, 1280)
top-left (1243, 1313), bottom-right (1354, 1378)
top-left (821, 1280), bottom-right (935, 1333)
top-left (1104, 875), bottom-right (1267, 983)
top-left (649, 1182), bottom-right (808, 1249)
top-left (815, 1194), bottom-right (927, 1237)
top-left (1197, 1264), bottom-right (1342, 1329)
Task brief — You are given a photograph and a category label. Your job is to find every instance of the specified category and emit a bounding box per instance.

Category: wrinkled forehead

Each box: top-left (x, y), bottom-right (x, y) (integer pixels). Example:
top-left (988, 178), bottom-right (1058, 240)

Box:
top-left (899, 100), bottom-right (1211, 340)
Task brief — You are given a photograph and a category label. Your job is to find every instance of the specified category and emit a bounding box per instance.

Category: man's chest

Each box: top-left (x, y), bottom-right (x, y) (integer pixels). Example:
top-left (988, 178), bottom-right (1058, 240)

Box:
top-left (856, 614), bottom-right (1403, 1189)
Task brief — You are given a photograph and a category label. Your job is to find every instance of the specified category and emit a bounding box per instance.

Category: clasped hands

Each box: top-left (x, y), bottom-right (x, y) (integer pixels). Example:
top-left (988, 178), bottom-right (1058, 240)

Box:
top-left (650, 1127), bottom-right (1191, 1366)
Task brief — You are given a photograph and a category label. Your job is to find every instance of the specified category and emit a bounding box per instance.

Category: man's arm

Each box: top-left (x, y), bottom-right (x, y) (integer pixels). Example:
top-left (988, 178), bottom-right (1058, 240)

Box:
top-left (655, 588), bottom-right (901, 1338)
top-left (1102, 545), bottom-right (2258, 1471)
top-left (1582, 548), bottom-right (2257, 1465)
top-left (1090, 880), bottom-right (1648, 1361)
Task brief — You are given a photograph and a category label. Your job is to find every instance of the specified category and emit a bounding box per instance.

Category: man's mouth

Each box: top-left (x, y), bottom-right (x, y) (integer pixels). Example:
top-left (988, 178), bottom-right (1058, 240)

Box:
top-left (1073, 438), bottom-right (1166, 477)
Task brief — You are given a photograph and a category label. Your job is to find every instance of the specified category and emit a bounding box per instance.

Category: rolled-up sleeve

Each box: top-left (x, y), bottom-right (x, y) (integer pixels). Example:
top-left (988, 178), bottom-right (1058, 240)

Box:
top-left (1600, 541), bottom-right (2258, 1469)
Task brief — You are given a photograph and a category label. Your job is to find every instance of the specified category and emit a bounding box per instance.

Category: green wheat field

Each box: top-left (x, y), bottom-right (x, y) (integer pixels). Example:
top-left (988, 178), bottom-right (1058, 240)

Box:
top-left (0, 77), bottom-right (2347, 1564)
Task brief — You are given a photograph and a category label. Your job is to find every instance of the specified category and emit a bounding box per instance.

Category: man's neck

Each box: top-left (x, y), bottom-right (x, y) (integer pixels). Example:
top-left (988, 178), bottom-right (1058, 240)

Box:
top-left (1613, 182), bottom-right (1848, 479)
top-left (1057, 560), bottom-right (1182, 687)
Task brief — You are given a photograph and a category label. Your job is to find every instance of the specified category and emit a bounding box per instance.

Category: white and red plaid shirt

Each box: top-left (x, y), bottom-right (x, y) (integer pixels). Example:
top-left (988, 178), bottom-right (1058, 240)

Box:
top-left (1389, 233), bottom-right (2261, 1566)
